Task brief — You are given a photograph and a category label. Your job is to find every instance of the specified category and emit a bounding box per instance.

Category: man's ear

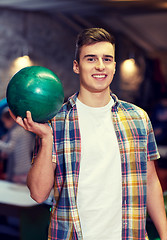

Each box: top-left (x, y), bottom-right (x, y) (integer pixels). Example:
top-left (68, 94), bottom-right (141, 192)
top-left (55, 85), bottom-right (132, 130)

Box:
top-left (113, 62), bottom-right (116, 74)
top-left (73, 60), bottom-right (80, 74)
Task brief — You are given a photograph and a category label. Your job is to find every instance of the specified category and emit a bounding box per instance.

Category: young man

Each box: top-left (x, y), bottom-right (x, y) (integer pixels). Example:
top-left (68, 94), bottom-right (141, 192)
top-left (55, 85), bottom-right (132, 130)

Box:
top-left (11, 28), bottom-right (167, 239)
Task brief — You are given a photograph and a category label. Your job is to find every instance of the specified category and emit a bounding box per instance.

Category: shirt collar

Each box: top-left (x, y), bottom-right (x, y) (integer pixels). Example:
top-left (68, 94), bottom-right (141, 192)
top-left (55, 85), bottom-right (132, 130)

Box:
top-left (67, 91), bottom-right (120, 110)
top-left (110, 92), bottom-right (121, 110)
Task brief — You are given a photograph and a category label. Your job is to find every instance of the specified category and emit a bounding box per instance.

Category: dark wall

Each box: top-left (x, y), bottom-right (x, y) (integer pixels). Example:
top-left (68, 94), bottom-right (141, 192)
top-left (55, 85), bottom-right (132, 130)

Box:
top-left (0, 9), bottom-right (80, 100)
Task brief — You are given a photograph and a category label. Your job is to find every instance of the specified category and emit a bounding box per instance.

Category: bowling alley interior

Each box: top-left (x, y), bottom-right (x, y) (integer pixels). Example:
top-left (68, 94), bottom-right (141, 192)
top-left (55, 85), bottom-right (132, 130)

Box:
top-left (0, 1), bottom-right (167, 240)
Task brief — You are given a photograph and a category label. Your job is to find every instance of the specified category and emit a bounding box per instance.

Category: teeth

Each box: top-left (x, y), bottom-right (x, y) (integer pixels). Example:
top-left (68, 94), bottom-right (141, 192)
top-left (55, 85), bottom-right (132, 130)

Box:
top-left (93, 74), bottom-right (106, 78)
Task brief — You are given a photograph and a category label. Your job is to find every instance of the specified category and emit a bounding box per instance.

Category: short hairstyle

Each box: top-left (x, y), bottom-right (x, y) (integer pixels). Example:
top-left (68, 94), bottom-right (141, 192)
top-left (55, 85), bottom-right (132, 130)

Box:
top-left (1, 107), bottom-right (11, 120)
top-left (75, 28), bottom-right (115, 62)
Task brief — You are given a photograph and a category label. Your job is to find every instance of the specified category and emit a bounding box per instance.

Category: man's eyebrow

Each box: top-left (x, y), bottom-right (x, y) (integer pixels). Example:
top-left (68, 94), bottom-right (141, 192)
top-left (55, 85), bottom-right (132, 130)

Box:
top-left (83, 54), bottom-right (113, 59)
top-left (83, 54), bottom-right (96, 59)
top-left (104, 55), bottom-right (113, 59)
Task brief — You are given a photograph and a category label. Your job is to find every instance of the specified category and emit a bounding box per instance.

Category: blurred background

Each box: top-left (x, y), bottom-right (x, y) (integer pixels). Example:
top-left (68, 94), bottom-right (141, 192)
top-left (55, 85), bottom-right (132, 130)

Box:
top-left (0, 0), bottom-right (167, 239)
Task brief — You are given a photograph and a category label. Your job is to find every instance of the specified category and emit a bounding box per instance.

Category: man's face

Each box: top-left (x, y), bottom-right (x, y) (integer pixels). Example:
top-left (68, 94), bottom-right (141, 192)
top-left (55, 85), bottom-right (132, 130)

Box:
top-left (73, 41), bottom-right (116, 94)
top-left (1, 117), bottom-right (13, 129)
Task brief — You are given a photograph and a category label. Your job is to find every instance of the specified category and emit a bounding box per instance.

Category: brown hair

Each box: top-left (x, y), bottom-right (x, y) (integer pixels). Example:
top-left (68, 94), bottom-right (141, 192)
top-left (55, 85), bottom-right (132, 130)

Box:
top-left (75, 28), bottom-right (115, 62)
top-left (1, 108), bottom-right (11, 120)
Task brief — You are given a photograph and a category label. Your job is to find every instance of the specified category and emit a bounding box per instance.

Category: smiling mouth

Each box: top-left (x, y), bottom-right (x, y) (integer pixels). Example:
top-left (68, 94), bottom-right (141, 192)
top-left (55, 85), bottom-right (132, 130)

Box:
top-left (92, 74), bottom-right (107, 80)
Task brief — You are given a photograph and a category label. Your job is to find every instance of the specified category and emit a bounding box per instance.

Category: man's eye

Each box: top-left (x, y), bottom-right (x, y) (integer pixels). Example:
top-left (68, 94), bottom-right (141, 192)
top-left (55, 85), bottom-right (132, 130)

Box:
top-left (87, 58), bottom-right (95, 62)
top-left (103, 58), bottom-right (112, 62)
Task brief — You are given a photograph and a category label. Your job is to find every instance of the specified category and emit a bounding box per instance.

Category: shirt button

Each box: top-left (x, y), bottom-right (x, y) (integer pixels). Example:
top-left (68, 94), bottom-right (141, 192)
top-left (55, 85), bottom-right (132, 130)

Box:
top-left (123, 221), bottom-right (128, 227)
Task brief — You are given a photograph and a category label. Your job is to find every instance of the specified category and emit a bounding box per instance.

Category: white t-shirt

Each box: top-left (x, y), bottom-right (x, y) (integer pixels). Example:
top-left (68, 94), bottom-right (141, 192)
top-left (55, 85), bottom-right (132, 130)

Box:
top-left (76, 97), bottom-right (122, 240)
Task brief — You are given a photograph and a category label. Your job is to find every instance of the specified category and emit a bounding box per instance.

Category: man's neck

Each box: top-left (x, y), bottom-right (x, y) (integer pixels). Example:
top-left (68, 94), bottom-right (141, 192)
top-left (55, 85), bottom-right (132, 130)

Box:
top-left (78, 88), bottom-right (111, 108)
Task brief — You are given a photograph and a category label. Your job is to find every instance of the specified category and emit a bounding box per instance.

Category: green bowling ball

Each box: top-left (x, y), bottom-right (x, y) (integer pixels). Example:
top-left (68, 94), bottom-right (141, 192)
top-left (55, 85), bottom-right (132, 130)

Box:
top-left (6, 66), bottom-right (64, 123)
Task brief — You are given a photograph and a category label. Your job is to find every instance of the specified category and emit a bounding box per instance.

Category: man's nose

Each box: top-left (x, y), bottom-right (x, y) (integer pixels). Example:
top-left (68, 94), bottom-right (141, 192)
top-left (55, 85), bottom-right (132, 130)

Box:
top-left (95, 59), bottom-right (105, 71)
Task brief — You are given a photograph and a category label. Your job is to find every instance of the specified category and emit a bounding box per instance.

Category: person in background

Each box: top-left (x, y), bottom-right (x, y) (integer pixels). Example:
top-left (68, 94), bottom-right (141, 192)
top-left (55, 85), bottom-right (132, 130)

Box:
top-left (0, 108), bottom-right (35, 183)
top-left (11, 28), bottom-right (167, 240)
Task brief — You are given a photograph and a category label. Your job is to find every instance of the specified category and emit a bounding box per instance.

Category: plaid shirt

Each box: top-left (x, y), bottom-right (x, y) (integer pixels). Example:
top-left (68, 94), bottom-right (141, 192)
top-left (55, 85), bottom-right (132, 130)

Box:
top-left (34, 92), bottom-right (160, 240)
